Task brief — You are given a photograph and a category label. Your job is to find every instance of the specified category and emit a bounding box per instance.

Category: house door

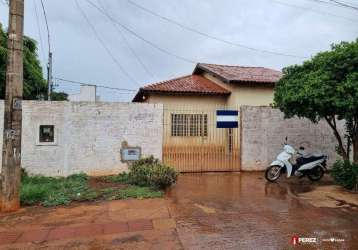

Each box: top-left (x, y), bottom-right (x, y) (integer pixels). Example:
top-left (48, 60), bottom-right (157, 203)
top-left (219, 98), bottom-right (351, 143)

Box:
top-left (163, 105), bottom-right (240, 172)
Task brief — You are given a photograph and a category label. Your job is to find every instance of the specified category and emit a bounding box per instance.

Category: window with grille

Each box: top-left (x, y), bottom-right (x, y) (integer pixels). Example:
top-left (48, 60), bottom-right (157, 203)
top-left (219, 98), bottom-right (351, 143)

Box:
top-left (39, 125), bottom-right (55, 143)
top-left (171, 114), bottom-right (208, 137)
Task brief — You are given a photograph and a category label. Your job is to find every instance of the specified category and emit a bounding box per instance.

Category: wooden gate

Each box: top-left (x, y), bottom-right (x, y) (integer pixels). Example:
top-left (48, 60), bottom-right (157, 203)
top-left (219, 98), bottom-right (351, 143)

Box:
top-left (163, 105), bottom-right (240, 172)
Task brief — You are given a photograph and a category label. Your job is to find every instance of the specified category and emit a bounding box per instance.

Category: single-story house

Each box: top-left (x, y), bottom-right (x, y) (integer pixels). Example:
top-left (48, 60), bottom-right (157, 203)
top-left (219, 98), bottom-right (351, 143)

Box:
top-left (132, 63), bottom-right (282, 172)
top-left (132, 63), bottom-right (282, 107)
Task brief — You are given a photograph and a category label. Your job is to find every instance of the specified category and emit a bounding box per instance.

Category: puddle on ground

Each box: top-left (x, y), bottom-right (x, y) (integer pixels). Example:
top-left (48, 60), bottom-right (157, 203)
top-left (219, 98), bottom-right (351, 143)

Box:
top-left (167, 173), bottom-right (358, 249)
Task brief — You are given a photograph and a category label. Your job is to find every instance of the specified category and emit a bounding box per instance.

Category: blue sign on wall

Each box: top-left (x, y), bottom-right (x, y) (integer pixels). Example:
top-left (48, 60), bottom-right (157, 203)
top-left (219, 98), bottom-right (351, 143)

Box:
top-left (216, 110), bottom-right (239, 128)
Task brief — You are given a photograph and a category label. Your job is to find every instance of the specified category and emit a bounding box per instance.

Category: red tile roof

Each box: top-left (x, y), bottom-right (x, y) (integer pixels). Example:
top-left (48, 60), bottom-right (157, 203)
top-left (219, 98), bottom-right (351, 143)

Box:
top-left (132, 75), bottom-right (230, 102)
top-left (194, 63), bottom-right (282, 84)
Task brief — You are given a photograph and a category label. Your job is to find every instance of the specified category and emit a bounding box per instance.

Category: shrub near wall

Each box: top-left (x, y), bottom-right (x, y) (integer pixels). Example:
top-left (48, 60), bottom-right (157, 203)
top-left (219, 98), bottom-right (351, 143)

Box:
top-left (127, 156), bottom-right (178, 189)
top-left (331, 160), bottom-right (358, 190)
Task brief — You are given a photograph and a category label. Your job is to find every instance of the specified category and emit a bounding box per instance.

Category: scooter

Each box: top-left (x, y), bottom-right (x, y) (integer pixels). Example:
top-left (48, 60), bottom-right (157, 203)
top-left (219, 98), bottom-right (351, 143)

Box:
top-left (265, 141), bottom-right (327, 182)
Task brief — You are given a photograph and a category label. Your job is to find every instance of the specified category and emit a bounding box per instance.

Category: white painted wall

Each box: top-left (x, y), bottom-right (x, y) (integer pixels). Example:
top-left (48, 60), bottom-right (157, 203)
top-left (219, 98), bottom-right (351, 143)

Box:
top-left (69, 85), bottom-right (98, 102)
top-left (0, 101), bottom-right (163, 176)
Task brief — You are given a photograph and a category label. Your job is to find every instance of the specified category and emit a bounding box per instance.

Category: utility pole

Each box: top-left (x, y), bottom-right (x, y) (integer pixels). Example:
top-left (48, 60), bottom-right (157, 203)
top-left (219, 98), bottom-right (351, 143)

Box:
top-left (47, 52), bottom-right (52, 100)
top-left (40, 0), bottom-right (52, 101)
top-left (0, 0), bottom-right (24, 212)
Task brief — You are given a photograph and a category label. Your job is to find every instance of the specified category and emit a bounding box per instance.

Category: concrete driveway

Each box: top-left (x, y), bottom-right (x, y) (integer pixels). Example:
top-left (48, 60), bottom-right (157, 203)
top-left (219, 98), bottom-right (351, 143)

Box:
top-left (167, 173), bottom-right (358, 249)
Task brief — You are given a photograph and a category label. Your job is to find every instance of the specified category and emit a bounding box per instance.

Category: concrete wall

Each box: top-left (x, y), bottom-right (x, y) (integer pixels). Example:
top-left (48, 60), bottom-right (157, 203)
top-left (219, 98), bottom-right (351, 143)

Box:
top-left (0, 101), bottom-right (163, 176)
top-left (240, 106), bottom-right (343, 171)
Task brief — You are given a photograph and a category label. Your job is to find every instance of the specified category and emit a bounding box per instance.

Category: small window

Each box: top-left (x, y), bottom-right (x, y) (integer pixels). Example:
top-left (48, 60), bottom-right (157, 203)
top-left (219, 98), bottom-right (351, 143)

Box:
top-left (39, 125), bottom-right (55, 143)
top-left (171, 114), bottom-right (208, 137)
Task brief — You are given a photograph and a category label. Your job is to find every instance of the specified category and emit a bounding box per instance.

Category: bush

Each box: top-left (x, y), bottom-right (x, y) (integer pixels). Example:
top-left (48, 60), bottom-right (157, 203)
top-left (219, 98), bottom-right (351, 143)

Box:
top-left (331, 160), bottom-right (358, 190)
top-left (127, 156), bottom-right (178, 189)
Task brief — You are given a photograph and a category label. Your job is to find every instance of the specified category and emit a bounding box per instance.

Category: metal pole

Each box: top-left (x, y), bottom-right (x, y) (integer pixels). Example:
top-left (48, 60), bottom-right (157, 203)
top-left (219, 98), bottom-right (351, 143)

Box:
top-left (47, 52), bottom-right (52, 100)
top-left (0, 0), bottom-right (24, 212)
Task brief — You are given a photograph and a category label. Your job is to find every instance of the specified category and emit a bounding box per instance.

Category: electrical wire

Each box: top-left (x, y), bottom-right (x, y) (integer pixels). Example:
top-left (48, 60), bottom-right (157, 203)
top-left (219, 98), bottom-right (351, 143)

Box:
top-left (33, 0), bottom-right (47, 63)
top-left (96, 0), bottom-right (154, 78)
top-left (54, 77), bottom-right (137, 92)
top-left (84, 0), bottom-right (197, 64)
top-left (329, 0), bottom-right (358, 11)
top-left (40, 0), bottom-right (51, 53)
top-left (74, 0), bottom-right (139, 86)
top-left (306, 0), bottom-right (358, 10)
top-left (1, 0), bottom-right (8, 6)
top-left (127, 0), bottom-right (307, 59)
top-left (272, 0), bottom-right (358, 23)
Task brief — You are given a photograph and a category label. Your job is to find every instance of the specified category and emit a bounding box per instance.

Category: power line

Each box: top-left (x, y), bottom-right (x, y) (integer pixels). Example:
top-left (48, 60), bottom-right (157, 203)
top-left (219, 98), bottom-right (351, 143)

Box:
top-left (306, 0), bottom-right (358, 10)
top-left (127, 0), bottom-right (307, 59)
top-left (272, 0), bottom-right (358, 23)
top-left (40, 0), bottom-right (51, 53)
top-left (33, 0), bottom-right (46, 63)
top-left (84, 0), bottom-right (197, 64)
top-left (329, 0), bottom-right (358, 11)
top-left (96, 0), bottom-right (155, 78)
top-left (74, 0), bottom-right (139, 86)
top-left (54, 77), bottom-right (137, 92)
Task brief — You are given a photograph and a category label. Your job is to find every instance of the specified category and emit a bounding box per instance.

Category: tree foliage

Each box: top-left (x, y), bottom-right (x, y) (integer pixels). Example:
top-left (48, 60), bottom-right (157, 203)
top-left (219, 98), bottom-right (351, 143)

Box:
top-left (0, 23), bottom-right (67, 100)
top-left (274, 39), bottom-right (358, 163)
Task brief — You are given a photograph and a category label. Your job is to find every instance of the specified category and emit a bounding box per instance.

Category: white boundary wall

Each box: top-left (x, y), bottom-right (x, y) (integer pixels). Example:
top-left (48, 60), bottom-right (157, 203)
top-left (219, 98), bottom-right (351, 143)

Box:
top-left (0, 101), bottom-right (163, 176)
top-left (240, 106), bottom-right (343, 171)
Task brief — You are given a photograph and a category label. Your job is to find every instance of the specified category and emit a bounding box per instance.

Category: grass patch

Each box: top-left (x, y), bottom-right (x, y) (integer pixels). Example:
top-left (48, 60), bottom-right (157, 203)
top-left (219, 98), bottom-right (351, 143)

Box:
top-left (101, 186), bottom-right (163, 200)
top-left (101, 173), bottom-right (130, 184)
top-left (20, 171), bottom-right (163, 207)
top-left (21, 173), bottom-right (97, 206)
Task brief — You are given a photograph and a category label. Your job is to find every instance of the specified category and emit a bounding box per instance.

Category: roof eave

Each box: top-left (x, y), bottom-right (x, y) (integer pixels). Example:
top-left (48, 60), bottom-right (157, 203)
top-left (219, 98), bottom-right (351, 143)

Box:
top-left (193, 63), bottom-right (230, 83)
top-left (133, 89), bottom-right (230, 101)
top-left (132, 88), bottom-right (146, 102)
top-left (228, 80), bottom-right (277, 87)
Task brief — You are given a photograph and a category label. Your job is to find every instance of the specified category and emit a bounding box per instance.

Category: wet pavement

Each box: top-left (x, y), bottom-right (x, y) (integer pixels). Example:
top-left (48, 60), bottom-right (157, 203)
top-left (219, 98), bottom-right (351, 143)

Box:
top-left (167, 173), bottom-right (358, 249)
top-left (0, 173), bottom-right (357, 249)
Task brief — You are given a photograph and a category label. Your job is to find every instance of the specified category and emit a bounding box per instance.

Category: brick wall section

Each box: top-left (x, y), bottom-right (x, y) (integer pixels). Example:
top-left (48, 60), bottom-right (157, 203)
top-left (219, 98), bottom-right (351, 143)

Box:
top-left (0, 101), bottom-right (163, 176)
top-left (240, 106), bottom-right (343, 171)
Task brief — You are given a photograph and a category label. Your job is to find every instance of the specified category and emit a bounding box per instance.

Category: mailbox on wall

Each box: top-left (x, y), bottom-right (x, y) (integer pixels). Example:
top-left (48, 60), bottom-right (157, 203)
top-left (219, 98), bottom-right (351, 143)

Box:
top-left (120, 147), bottom-right (141, 162)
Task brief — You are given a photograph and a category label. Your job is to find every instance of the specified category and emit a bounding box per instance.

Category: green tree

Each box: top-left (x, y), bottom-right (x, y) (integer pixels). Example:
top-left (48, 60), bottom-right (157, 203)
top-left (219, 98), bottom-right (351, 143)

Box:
top-left (274, 39), bottom-right (358, 163)
top-left (0, 23), bottom-right (67, 100)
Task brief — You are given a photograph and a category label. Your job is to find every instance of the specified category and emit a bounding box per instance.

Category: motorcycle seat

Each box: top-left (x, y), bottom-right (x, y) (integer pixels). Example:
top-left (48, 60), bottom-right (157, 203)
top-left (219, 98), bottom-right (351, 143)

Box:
top-left (297, 155), bottom-right (325, 165)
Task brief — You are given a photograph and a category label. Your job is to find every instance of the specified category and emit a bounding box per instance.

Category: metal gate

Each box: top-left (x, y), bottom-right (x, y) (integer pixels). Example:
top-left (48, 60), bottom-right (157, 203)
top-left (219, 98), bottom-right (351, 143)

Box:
top-left (163, 105), bottom-right (240, 172)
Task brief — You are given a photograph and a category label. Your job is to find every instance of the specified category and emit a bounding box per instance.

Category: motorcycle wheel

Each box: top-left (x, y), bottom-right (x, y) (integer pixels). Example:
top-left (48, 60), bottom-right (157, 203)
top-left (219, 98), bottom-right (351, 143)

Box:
top-left (307, 166), bottom-right (324, 181)
top-left (265, 165), bottom-right (281, 182)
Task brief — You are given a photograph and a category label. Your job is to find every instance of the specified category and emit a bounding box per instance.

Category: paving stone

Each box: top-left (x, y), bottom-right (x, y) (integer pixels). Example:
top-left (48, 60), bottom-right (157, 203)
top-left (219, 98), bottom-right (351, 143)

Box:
top-left (74, 224), bottom-right (103, 238)
top-left (128, 219), bottom-right (153, 232)
top-left (0, 231), bottom-right (22, 245)
top-left (47, 227), bottom-right (76, 241)
top-left (16, 229), bottom-right (49, 243)
top-left (103, 222), bottom-right (129, 235)
top-left (152, 218), bottom-right (176, 230)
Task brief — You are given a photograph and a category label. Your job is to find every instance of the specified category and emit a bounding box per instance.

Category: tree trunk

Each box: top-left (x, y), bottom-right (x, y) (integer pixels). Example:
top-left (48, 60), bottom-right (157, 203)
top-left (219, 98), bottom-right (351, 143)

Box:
top-left (353, 138), bottom-right (358, 164)
top-left (325, 117), bottom-right (349, 161)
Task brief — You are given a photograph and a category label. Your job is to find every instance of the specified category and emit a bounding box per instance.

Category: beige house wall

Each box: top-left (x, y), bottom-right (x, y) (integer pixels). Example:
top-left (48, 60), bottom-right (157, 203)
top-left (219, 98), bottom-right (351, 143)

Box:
top-left (146, 94), bottom-right (231, 145)
top-left (202, 73), bottom-right (274, 107)
top-left (146, 94), bottom-right (228, 108)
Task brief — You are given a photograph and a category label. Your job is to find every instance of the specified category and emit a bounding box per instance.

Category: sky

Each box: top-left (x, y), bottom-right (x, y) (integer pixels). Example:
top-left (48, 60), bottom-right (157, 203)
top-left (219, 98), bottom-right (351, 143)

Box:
top-left (0, 0), bottom-right (358, 102)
